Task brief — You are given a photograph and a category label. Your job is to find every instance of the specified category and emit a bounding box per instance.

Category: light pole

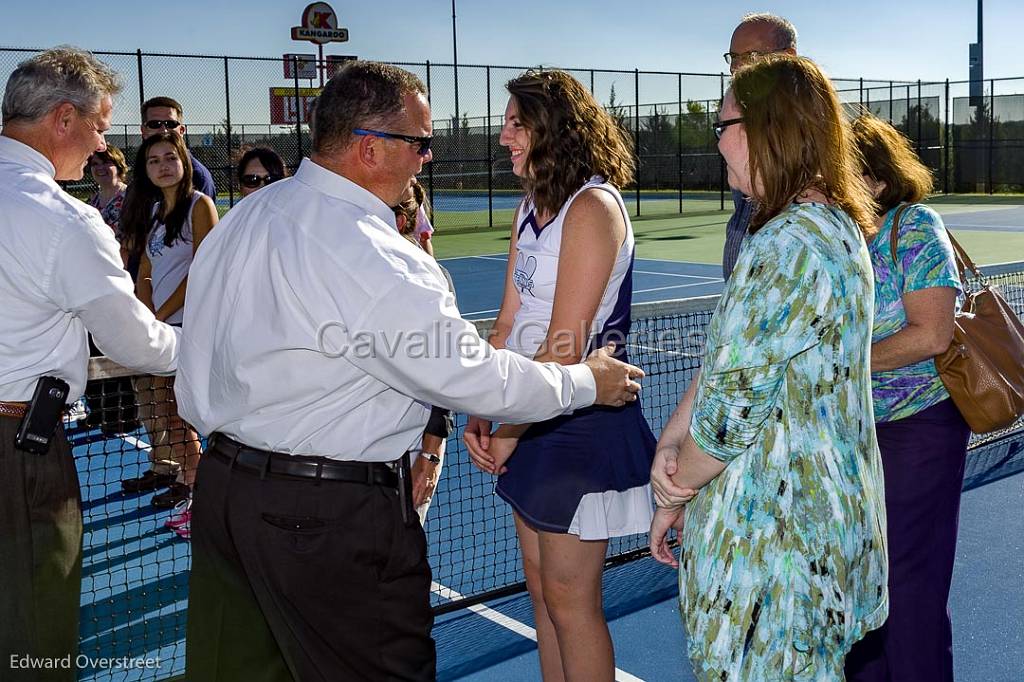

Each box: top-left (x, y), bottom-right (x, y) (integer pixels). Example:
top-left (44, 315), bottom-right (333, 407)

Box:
top-left (452, 0), bottom-right (460, 131)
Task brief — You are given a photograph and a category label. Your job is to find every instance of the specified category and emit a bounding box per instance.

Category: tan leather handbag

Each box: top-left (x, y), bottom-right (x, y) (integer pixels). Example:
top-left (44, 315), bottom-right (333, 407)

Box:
top-left (890, 204), bottom-right (1024, 434)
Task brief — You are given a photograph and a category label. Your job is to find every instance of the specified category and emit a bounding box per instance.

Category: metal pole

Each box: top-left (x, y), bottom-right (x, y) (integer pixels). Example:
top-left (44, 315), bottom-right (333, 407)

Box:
top-left (634, 69), bottom-right (640, 217)
top-left (451, 0), bottom-right (459, 129)
top-left (318, 44), bottom-right (325, 88)
top-left (720, 73), bottom-right (725, 211)
top-left (224, 56), bottom-right (234, 207)
top-left (943, 78), bottom-right (950, 194)
top-left (889, 80), bottom-right (893, 122)
top-left (136, 49), bottom-right (145, 114)
top-left (859, 77), bottom-right (864, 108)
top-left (590, 70), bottom-right (594, 96)
top-left (678, 72), bottom-right (683, 214)
top-left (921, 77), bottom-right (929, 154)
top-left (486, 66), bottom-right (493, 228)
top-left (988, 78), bottom-right (994, 194)
top-left (426, 61), bottom-right (435, 223)
top-left (293, 56), bottom-right (303, 169)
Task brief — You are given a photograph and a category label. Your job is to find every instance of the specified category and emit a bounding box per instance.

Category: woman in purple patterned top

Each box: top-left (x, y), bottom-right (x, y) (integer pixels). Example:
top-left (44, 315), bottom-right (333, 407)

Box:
top-left (86, 145), bottom-right (129, 267)
top-left (845, 114), bottom-right (970, 682)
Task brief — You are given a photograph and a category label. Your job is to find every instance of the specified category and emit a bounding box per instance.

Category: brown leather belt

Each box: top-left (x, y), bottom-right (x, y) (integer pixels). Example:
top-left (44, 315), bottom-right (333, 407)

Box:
top-left (0, 401), bottom-right (28, 420)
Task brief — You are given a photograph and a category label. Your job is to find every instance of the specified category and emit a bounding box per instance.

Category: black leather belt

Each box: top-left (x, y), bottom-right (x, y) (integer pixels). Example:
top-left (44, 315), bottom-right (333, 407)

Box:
top-left (209, 434), bottom-right (400, 488)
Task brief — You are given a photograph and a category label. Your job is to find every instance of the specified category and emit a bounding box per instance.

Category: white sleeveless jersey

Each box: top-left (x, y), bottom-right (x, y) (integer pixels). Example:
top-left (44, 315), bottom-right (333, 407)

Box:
top-left (148, 191), bottom-right (204, 325)
top-left (505, 177), bottom-right (636, 358)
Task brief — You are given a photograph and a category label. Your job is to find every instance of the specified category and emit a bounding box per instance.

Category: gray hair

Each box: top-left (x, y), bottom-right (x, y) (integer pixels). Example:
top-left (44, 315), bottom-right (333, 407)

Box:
top-left (2, 46), bottom-right (122, 125)
top-left (739, 13), bottom-right (798, 50)
top-left (312, 60), bottom-right (427, 155)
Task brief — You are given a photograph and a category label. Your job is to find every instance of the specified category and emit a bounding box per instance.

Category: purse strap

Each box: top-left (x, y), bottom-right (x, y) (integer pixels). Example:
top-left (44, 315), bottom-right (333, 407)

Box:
top-left (887, 202), bottom-right (986, 287)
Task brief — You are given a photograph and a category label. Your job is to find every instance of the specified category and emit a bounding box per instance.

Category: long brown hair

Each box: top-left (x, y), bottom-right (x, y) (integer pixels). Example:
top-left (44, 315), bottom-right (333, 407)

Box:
top-left (121, 132), bottom-right (195, 258)
top-left (850, 114), bottom-right (934, 214)
top-left (730, 54), bottom-right (876, 238)
top-left (506, 69), bottom-right (634, 217)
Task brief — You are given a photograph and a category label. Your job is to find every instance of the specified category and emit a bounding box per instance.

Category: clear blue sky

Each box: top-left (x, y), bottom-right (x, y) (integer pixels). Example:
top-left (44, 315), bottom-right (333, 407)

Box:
top-left (2, 1), bottom-right (1021, 126)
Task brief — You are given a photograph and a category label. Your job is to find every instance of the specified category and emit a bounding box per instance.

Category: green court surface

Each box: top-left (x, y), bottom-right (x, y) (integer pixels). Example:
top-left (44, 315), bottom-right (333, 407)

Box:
top-left (432, 196), bottom-right (1024, 266)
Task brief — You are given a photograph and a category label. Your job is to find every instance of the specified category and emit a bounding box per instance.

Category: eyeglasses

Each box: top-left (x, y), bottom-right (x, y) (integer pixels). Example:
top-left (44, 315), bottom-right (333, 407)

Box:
top-left (239, 174), bottom-right (282, 189)
top-left (713, 117), bottom-right (744, 140)
top-left (352, 128), bottom-right (433, 156)
top-left (144, 119), bottom-right (182, 131)
top-left (723, 49), bottom-right (783, 66)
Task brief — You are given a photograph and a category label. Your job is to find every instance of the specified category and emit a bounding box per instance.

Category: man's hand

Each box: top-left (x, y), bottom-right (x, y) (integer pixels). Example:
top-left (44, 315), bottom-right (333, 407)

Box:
top-left (649, 506), bottom-right (685, 568)
top-left (464, 415), bottom-right (493, 470)
top-left (651, 446), bottom-right (698, 509)
top-left (585, 343), bottom-right (644, 407)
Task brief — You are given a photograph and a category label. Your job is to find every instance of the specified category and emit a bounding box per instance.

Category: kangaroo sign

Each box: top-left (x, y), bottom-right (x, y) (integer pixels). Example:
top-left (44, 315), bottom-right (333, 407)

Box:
top-left (291, 3), bottom-right (349, 45)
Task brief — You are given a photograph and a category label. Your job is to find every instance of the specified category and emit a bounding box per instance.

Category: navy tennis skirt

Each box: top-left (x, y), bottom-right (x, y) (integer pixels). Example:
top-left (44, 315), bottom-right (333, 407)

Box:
top-left (495, 398), bottom-right (656, 534)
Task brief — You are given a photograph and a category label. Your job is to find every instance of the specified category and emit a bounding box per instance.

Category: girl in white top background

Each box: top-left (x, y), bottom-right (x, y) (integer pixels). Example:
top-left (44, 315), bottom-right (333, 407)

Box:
top-left (464, 69), bottom-right (656, 682)
top-left (121, 131), bottom-right (217, 536)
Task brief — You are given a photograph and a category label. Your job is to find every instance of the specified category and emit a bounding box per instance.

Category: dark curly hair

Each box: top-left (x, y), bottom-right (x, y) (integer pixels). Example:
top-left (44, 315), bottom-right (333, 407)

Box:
top-left (505, 69), bottom-right (634, 217)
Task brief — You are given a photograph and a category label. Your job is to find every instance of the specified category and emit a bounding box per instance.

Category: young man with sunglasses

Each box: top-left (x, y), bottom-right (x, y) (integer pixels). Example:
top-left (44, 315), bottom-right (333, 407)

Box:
top-left (175, 60), bottom-right (645, 682)
top-left (139, 96), bottom-right (217, 200)
top-left (720, 13), bottom-right (797, 280)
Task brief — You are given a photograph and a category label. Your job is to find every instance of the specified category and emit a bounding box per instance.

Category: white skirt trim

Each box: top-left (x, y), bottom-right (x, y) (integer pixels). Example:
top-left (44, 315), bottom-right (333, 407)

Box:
top-left (567, 483), bottom-right (655, 541)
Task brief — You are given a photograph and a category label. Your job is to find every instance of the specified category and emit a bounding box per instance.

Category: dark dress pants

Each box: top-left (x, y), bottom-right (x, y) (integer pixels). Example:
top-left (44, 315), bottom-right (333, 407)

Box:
top-left (845, 398), bottom-right (971, 682)
top-left (186, 446), bottom-right (435, 681)
top-left (0, 419), bottom-right (82, 682)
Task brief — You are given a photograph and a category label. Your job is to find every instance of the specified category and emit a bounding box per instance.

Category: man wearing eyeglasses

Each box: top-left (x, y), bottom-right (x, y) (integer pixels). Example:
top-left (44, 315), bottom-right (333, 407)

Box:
top-left (720, 13), bottom-right (797, 279)
top-left (175, 60), bottom-right (645, 682)
top-left (139, 96), bottom-right (217, 200)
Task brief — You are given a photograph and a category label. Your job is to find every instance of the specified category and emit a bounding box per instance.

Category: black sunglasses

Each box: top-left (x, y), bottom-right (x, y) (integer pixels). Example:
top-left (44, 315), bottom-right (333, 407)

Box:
top-left (713, 117), bottom-right (744, 140)
top-left (144, 119), bottom-right (182, 131)
top-left (352, 128), bottom-right (433, 156)
top-left (240, 173), bottom-right (282, 189)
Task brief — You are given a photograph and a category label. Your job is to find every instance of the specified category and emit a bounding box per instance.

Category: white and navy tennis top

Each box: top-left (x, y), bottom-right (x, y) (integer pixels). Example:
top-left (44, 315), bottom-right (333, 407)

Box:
top-left (505, 176), bottom-right (635, 359)
top-left (148, 191), bottom-right (204, 325)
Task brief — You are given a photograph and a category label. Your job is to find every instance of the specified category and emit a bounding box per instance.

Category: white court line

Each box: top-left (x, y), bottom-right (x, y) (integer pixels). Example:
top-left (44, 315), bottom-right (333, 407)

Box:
top-left (633, 269), bottom-right (719, 281)
top-left (471, 255), bottom-right (510, 263)
top-left (943, 223), bottom-right (1024, 230)
top-left (431, 582), bottom-right (644, 682)
top-left (119, 435), bottom-right (151, 452)
top-left (628, 342), bottom-right (699, 360)
top-left (634, 279), bottom-right (723, 295)
top-left (437, 253), bottom-right (507, 262)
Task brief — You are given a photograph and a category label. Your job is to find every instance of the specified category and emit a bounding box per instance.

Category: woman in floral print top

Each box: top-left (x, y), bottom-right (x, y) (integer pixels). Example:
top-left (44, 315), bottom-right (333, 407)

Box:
top-left (86, 146), bottom-right (129, 267)
top-left (649, 56), bottom-right (888, 681)
top-left (844, 115), bottom-right (969, 682)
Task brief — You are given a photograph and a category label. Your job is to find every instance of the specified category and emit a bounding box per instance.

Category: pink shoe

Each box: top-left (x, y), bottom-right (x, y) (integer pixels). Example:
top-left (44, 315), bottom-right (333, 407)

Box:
top-left (164, 498), bottom-right (191, 529)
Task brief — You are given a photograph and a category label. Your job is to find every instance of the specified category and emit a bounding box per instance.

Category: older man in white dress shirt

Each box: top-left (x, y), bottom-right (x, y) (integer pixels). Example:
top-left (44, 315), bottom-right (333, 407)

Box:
top-left (175, 61), bottom-right (644, 681)
top-left (0, 47), bottom-right (179, 680)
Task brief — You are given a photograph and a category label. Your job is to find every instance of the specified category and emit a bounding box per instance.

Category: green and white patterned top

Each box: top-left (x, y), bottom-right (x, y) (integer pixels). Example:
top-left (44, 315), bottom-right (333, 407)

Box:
top-left (682, 202), bottom-right (889, 681)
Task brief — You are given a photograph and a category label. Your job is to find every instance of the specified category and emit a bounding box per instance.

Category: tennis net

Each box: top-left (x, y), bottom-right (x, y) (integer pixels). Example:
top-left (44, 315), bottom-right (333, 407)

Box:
top-left (68, 261), bottom-right (1023, 681)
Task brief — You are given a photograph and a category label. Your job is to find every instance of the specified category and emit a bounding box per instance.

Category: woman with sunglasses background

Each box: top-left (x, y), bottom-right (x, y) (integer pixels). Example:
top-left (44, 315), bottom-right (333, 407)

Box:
top-left (120, 131), bottom-right (219, 539)
top-left (236, 146), bottom-right (288, 198)
top-left (648, 55), bottom-right (887, 680)
top-left (463, 69), bottom-right (657, 681)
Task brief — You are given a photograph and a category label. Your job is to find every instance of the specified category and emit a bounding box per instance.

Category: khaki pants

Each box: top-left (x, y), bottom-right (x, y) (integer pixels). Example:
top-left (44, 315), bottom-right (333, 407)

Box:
top-left (133, 375), bottom-right (200, 479)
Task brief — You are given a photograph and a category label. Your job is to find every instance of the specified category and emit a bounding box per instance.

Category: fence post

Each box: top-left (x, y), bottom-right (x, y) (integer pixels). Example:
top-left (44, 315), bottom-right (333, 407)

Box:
top-left (590, 70), bottom-right (595, 96)
top-left (988, 78), bottom-right (994, 195)
top-left (292, 56), bottom-right (302, 171)
top-left (943, 78), bottom-right (950, 195)
top-left (678, 72), bottom-right (683, 214)
top-left (634, 69), bottom-right (641, 217)
top-left (135, 49), bottom-right (145, 113)
top-left (888, 80), bottom-right (893, 122)
top-left (426, 61), bottom-right (435, 224)
top-left (720, 73), bottom-right (725, 211)
top-left (905, 84), bottom-right (911, 135)
top-left (921, 78), bottom-right (929, 154)
top-left (486, 65), bottom-right (493, 228)
top-left (859, 77), bottom-right (863, 107)
top-left (224, 56), bottom-right (234, 207)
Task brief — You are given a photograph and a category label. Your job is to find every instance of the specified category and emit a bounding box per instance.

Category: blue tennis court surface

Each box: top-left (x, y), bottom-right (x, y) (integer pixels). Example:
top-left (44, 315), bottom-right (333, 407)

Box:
top-left (441, 255), bottom-right (723, 319)
top-left (940, 204), bottom-right (1024, 232)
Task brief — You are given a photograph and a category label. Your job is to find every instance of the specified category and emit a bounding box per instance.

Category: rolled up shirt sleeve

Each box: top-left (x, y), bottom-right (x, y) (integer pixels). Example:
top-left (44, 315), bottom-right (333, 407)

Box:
top-left (50, 216), bottom-right (179, 375)
top-left (691, 234), bottom-right (834, 462)
top-left (333, 270), bottom-right (596, 424)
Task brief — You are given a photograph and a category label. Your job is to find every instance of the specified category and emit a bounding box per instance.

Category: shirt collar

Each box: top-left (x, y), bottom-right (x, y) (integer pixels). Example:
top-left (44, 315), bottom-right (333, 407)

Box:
top-left (0, 135), bottom-right (57, 178)
top-left (293, 158), bottom-right (397, 228)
